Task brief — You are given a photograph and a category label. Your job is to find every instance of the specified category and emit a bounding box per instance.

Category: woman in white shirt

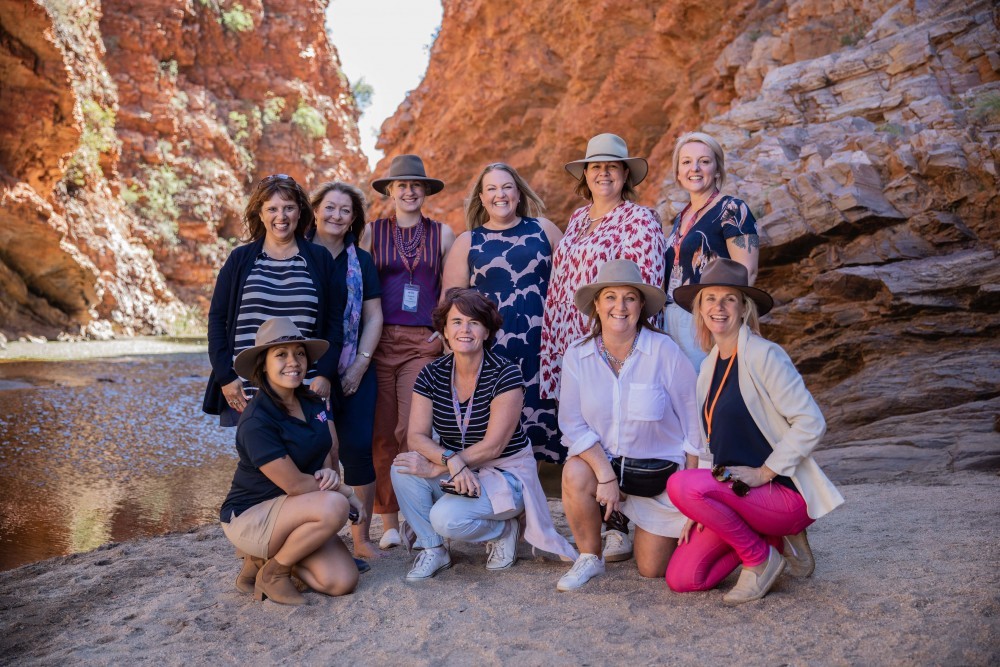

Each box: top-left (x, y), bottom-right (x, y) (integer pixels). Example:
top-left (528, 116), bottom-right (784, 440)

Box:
top-left (556, 260), bottom-right (700, 592)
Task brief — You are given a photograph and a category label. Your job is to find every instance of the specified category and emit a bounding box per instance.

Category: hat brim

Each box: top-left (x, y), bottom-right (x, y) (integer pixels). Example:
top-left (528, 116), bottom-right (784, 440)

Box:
top-left (233, 338), bottom-right (330, 380)
top-left (564, 156), bottom-right (648, 187)
top-left (672, 282), bottom-right (774, 316)
top-left (575, 280), bottom-right (667, 322)
top-left (370, 176), bottom-right (445, 196)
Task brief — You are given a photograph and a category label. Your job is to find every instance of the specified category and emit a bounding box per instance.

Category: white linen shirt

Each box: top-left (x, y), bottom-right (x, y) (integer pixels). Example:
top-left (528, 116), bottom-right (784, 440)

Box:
top-left (559, 328), bottom-right (701, 465)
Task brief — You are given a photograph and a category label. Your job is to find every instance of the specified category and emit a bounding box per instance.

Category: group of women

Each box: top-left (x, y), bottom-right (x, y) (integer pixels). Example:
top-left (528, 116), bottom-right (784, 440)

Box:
top-left (205, 131), bottom-right (843, 606)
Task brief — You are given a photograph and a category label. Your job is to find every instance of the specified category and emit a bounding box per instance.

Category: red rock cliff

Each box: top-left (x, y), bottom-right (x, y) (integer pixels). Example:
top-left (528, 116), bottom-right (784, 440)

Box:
top-left (376, 0), bottom-right (1000, 478)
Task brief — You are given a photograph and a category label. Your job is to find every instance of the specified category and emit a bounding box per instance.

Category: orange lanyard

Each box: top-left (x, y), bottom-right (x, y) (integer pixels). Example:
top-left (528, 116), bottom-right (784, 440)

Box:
top-left (703, 350), bottom-right (737, 446)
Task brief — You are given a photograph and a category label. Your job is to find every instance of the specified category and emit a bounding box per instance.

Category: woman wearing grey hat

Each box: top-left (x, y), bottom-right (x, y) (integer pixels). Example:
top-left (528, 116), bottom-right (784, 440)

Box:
top-left (556, 260), bottom-right (699, 592)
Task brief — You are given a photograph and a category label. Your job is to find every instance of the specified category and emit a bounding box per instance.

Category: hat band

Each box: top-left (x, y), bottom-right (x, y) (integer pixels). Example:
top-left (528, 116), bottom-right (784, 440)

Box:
top-left (583, 153), bottom-right (627, 160)
top-left (263, 335), bottom-right (307, 345)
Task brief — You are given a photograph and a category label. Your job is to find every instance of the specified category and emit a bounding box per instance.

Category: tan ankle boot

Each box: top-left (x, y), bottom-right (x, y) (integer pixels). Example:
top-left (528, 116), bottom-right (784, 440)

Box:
top-left (235, 555), bottom-right (265, 594)
top-left (782, 530), bottom-right (815, 578)
top-left (254, 558), bottom-right (306, 605)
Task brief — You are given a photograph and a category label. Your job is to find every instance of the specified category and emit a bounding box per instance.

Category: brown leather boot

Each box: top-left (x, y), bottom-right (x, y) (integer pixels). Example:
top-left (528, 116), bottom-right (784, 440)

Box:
top-left (254, 558), bottom-right (306, 605)
top-left (235, 555), bottom-right (265, 594)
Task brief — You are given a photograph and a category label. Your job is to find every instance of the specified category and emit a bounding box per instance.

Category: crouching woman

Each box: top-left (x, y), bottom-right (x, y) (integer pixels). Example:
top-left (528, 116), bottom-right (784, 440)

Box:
top-left (220, 317), bottom-right (365, 605)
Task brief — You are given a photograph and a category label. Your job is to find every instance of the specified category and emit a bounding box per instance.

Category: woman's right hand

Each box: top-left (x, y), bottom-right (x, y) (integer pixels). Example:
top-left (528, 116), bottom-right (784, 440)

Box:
top-left (222, 378), bottom-right (248, 412)
top-left (347, 493), bottom-right (367, 525)
top-left (679, 518), bottom-right (704, 545)
top-left (447, 455), bottom-right (480, 497)
top-left (595, 479), bottom-right (622, 520)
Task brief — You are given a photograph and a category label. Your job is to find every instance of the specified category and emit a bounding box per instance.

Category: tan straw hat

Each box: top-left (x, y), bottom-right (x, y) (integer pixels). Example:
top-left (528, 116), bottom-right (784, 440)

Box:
top-left (233, 317), bottom-right (329, 379)
top-left (672, 258), bottom-right (774, 315)
top-left (564, 133), bottom-right (649, 187)
top-left (370, 154), bottom-right (445, 196)
top-left (574, 259), bottom-right (667, 320)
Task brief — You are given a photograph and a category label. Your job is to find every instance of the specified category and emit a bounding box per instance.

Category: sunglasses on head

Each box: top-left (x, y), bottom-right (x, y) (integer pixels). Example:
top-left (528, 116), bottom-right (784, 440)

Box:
top-left (712, 465), bottom-right (750, 498)
top-left (262, 173), bottom-right (295, 184)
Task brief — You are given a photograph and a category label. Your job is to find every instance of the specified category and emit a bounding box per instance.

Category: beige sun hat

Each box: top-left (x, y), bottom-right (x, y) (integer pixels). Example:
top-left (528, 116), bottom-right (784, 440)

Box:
top-left (574, 259), bottom-right (667, 320)
top-left (233, 317), bottom-right (329, 379)
top-left (672, 258), bottom-right (774, 315)
top-left (370, 154), bottom-right (445, 196)
top-left (564, 133), bottom-right (649, 187)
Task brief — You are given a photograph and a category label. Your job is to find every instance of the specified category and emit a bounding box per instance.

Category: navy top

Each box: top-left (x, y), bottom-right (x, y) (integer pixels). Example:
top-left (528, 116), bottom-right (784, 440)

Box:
top-left (220, 392), bottom-right (332, 521)
top-left (413, 348), bottom-right (528, 460)
top-left (330, 237), bottom-right (382, 338)
top-left (703, 354), bottom-right (796, 492)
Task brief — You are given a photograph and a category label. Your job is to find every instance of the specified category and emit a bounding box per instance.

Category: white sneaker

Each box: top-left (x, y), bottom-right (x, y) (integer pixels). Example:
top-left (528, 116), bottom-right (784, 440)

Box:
top-left (486, 518), bottom-right (519, 571)
top-left (379, 528), bottom-right (401, 550)
top-left (602, 529), bottom-right (633, 562)
top-left (557, 553), bottom-right (605, 592)
top-left (405, 547), bottom-right (452, 581)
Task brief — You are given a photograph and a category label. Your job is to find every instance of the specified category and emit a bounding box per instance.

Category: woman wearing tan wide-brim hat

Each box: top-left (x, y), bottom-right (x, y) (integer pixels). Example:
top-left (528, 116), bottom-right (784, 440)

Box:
top-left (664, 258), bottom-right (844, 605)
top-left (539, 133), bottom-right (668, 561)
top-left (360, 154), bottom-right (455, 549)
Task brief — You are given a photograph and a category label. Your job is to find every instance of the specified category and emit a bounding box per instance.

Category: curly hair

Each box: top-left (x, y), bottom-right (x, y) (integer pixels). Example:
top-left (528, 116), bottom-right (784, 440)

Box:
top-left (242, 175), bottom-right (315, 243)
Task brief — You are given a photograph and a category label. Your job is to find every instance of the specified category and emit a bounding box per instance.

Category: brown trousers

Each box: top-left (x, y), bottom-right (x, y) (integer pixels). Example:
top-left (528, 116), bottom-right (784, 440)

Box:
top-left (372, 325), bottom-right (443, 514)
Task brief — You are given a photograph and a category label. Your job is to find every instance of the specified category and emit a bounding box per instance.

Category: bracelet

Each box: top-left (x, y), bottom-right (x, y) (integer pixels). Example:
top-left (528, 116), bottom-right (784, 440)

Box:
top-left (597, 478), bottom-right (617, 485)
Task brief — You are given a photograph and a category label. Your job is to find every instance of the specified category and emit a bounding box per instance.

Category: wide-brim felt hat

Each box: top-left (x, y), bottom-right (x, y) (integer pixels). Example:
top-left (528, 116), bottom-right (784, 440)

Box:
top-left (672, 258), bottom-right (774, 316)
top-left (233, 317), bottom-right (329, 379)
top-left (574, 259), bottom-right (667, 321)
top-left (564, 133), bottom-right (649, 187)
top-left (370, 154), bottom-right (445, 196)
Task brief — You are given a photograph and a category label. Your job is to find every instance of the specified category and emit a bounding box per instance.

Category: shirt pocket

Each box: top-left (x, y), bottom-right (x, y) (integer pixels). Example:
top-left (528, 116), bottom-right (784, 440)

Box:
top-left (627, 383), bottom-right (666, 422)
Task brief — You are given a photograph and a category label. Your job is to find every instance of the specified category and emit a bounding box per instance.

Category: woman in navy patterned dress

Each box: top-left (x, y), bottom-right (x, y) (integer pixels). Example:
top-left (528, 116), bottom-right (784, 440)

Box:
top-left (442, 163), bottom-right (564, 463)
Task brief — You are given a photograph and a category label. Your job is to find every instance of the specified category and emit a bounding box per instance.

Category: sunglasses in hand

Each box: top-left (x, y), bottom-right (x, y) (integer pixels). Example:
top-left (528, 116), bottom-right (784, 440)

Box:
top-left (712, 465), bottom-right (751, 498)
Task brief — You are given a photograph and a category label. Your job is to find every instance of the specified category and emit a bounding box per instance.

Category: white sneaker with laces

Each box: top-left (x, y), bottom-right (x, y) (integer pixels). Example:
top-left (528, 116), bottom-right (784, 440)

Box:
top-left (557, 553), bottom-right (606, 592)
top-left (486, 518), bottom-right (519, 571)
top-left (405, 547), bottom-right (452, 581)
top-left (379, 528), bottom-right (401, 550)
top-left (602, 529), bottom-right (632, 562)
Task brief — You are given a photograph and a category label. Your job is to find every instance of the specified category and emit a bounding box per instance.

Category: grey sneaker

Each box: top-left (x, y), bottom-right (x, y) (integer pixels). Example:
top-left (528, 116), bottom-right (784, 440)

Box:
top-left (486, 518), bottom-right (519, 571)
top-left (405, 547), bottom-right (451, 581)
top-left (557, 553), bottom-right (606, 592)
top-left (782, 530), bottom-right (815, 578)
top-left (722, 546), bottom-right (786, 605)
top-left (602, 529), bottom-right (633, 562)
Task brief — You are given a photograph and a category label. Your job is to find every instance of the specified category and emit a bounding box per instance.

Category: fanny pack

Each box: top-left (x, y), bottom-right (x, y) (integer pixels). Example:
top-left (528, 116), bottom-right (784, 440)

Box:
top-left (610, 456), bottom-right (678, 497)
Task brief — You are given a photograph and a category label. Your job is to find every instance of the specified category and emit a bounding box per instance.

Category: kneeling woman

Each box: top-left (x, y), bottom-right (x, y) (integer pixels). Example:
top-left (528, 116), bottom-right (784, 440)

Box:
top-left (391, 288), bottom-right (576, 580)
top-left (666, 259), bottom-right (844, 604)
top-left (557, 260), bottom-right (700, 592)
top-left (220, 318), bottom-right (365, 605)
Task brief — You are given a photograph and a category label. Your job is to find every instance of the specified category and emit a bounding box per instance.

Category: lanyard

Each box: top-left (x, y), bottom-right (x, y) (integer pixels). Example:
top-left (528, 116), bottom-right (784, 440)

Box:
top-left (450, 356), bottom-right (484, 447)
top-left (703, 349), bottom-right (737, 447)
top-left (672, 190), bottom-right (720, 266)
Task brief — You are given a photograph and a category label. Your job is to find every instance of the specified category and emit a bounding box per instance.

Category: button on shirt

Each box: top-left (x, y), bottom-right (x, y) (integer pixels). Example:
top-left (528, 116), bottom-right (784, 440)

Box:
top-left (558, 328), bottom-right (701, 465)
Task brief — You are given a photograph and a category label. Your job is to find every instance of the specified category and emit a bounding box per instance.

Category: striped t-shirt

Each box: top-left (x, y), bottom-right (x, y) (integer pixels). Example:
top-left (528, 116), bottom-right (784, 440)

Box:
top-left (413, 348), bottom-right (528, 460)
top-left (233, 252), bottom-right (319, 390)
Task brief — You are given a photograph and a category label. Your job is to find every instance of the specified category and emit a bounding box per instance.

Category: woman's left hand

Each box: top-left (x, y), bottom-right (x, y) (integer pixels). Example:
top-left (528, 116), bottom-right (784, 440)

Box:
top-left (447, 459), bottom-right (480, 498)
top-left (340, 359), bottom-right (368, 396)
top-left (393, 451), bottom-right (442, 479)
top-left (725, 465), bottom-right (774, 488)
top-left (311, 376), bottom-right (332, 407)
top-left (314, 467), bottom-right (341, 491)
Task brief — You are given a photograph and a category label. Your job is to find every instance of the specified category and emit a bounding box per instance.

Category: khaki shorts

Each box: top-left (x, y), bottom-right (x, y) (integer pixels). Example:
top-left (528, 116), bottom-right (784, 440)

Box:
top-left (220, 495), bottom-right (287, 559)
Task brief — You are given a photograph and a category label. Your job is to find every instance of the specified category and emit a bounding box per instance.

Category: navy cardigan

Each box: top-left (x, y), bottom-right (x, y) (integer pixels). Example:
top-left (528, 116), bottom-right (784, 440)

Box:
top-left (202, 237), bottom-right (346, 415)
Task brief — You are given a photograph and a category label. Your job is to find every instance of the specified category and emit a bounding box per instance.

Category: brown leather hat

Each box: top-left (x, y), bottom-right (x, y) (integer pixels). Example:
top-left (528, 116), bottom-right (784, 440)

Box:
top-left (672, 258), bottom-right (773, 315)
top-left (371, 154), bottom-right (445, 196)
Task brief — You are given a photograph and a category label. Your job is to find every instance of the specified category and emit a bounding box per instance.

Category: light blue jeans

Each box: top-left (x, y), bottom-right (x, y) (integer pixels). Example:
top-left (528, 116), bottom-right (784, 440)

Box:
top-left (666, 302), bottom-right (707, 372)
top-left (390, 466), bottom-right (524, 550)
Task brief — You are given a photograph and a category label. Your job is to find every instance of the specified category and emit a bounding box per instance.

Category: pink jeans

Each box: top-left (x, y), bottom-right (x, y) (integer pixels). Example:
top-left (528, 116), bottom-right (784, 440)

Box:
top-left (665, 469), bottom-right (813, 592)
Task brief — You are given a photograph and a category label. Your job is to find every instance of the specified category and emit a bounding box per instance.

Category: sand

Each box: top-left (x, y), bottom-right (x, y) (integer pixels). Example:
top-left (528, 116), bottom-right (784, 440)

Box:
top-left (1, 472), bottom-right (998, 666)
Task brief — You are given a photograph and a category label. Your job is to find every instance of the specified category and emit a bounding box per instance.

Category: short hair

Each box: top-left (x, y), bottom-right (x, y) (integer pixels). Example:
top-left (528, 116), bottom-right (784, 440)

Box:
top-left (242, 175), bottom-right (314, 243)
top-left (465, 163), bottom-right (545, 230)
top-left (692, 289), bottom-right (761, 352)
top-left (573, 161), bottom-right (639, 202)
top-left (308, 181), bottom-right (367, 243)
top-left (248, 344), bottom-right (319, 414)
top-left (672, 132), bottom-right (727, 189)
top-left (432, 288), bottom-right (505, 348)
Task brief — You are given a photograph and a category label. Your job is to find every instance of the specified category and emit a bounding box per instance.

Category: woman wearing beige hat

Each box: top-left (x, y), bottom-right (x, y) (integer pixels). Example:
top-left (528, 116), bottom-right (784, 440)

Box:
top-left (556, 260), bottom-right (699, 592)
top-left (665, 259), bottom-right (843, 605)
top-left (219, 317), bottom-right (365, 605)
top-left (361, 155), bottom-right (455, 549)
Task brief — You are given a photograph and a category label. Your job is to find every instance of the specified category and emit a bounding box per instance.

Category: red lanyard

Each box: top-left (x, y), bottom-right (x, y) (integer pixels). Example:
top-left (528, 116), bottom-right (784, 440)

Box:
top-left (703, 350), bottom-right (736, 447)
top-left (673, 190), bottom-right (720, 266)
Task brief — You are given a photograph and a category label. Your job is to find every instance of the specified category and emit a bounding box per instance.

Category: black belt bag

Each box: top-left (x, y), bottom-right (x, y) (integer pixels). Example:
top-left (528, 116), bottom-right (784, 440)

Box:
top-left (610, 456), bottom-right (678, 497)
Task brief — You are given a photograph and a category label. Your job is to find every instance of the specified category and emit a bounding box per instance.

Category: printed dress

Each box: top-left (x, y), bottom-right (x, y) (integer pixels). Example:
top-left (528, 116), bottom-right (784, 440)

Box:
top-left (539, 200), bottom-right (667, 416)
top-left (468, 217), bottom-right (562, 463)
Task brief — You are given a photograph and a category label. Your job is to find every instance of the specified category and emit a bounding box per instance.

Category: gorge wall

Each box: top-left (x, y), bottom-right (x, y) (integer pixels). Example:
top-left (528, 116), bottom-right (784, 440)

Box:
top-left (376, 0), bottom-right (1000, 478)
top-left (0, 0), bottom-right (367, 339)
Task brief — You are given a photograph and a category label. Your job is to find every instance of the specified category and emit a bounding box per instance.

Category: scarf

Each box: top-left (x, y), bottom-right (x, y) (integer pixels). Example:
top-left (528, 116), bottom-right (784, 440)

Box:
top-left (338, 241), bottom-right (363, 375)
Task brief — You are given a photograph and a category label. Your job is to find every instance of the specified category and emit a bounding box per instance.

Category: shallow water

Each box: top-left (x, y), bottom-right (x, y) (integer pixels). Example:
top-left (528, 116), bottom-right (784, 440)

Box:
top-left (0, 340), bottom-right (235, 571)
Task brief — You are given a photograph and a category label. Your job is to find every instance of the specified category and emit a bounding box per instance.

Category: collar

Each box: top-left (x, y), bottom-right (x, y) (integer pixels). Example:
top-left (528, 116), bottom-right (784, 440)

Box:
top-left (578, 327), bottom-right (651, 358)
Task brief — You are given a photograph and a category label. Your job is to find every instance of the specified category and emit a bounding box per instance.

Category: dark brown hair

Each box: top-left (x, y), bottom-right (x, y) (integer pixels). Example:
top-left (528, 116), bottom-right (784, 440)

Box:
top-left (242, 175), bottom-right (315, 243)
top-left (573, 161), bottom-right (639, 202)
top-left (307, 180), bottom-right (368, 243)
top-left (248, 344), bottom-right (320, 415)
top-left (579, 286), bottom-right (665, 346)
top-left (432, 288), bottom-right (504, 348)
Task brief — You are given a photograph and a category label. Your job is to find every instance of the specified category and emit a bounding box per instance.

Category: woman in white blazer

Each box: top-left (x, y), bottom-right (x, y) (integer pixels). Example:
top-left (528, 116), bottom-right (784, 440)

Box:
top-left (665, 258), bottom-right (844, 605)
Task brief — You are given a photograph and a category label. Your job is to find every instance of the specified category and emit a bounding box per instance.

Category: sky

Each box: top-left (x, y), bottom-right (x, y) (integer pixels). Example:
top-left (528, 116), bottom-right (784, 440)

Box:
top-left (326, 0), bottom-right (443, 170)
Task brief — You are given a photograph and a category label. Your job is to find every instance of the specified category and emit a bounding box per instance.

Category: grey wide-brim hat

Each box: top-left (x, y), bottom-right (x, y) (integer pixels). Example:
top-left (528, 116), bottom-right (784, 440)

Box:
top-left (564, 133), bottom-right (649, 187)
top-left (574, 259), bottom-right (667, 321)
top-left (233, 317), bottom-right (329, 380)
top-left (370, 154), bottom-right (445, 196)
top-left (672, 258), bottom-right (774, 315)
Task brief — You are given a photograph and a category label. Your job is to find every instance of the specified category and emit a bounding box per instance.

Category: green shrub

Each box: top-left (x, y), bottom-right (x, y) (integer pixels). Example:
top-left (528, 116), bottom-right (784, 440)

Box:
top-left (351, 78), bottom-right (374, 112)
top-left (64, 99), bottom-right (118, 187)
top-left (220, 3), bottom-right (253, 32)
top-left (125, 165), bottom-right (190, 245)
top-left (291, 100), bottom-right (326, 139)
top-left (971, 92), bottom-right (1000, 124)
top-left (262, 95), bottom-right (286, 124)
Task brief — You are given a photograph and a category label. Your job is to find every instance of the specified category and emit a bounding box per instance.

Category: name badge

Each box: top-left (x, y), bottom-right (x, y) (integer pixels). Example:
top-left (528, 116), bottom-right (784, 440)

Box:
top-left (402, 283), bottom-right (420, 313)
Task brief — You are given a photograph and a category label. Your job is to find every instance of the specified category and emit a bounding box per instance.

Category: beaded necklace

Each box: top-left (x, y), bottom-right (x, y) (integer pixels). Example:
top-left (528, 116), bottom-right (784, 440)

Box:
top-left (597, 332), bottom-right (640, 376)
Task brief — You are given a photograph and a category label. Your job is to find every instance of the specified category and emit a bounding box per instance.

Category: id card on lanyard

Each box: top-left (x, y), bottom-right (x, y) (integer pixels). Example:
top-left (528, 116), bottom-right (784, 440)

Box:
top-left (402, 283), bottom-right (420, 313)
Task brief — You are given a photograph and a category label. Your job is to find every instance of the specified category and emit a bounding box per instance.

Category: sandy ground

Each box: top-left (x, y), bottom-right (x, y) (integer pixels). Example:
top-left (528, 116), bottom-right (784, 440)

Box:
top-left (1, 473), bottom-right (998, 665)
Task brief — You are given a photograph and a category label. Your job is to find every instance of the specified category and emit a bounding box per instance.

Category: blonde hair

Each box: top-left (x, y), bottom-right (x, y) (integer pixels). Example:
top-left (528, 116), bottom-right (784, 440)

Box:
top-left (465, 163), bottom-right (545, 230)
top-left (692, 289), bottom-right (760, 352)
top-left (672, 132), bottom-right (727, 190)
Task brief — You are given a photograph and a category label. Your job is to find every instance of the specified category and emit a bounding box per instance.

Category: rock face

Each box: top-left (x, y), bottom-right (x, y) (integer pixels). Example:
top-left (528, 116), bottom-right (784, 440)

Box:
top-left (0, 0), bottom-right (368, 338)
top-left (376, 0), bottom-right (1000, 479)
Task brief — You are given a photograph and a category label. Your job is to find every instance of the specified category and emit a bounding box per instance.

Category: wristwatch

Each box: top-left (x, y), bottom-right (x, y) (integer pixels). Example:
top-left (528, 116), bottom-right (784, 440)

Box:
top-left (441, 450), bottom-right (457, 466)
top-left (359, 351), bottom-right (371, 359)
